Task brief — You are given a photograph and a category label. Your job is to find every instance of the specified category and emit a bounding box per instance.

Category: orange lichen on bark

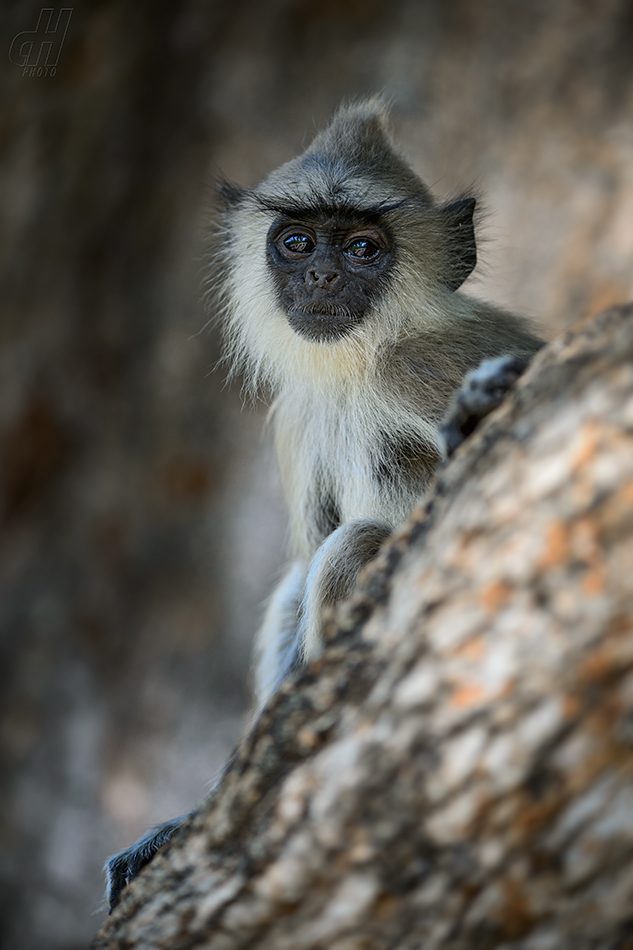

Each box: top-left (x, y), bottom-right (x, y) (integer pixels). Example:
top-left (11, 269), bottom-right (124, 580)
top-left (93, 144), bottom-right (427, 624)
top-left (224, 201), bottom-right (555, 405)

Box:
top-left (452, 637), bottom-right (487, 661)
top-left (563, 694), bottom-right (581, 718)
top-left (571, 420), bottom-right (601, 471)
top-left (538, 521), bottom-right (571, 569)
top-left (450, 683), bottom-right (491, 709)
top-left (572, 515), bottom-right (601, 554)
top-left (579, 651), bottom-right (616, 683)
top-left (480, 581), bottom-right (513, 612)
top-left (582, 566), bottom-right (607, 595)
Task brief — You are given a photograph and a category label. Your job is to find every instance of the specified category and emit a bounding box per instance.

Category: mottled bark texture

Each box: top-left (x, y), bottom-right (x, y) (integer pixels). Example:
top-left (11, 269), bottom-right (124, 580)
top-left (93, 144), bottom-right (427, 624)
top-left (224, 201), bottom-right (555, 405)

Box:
top-left (92, 302), bottom-right (633, 949)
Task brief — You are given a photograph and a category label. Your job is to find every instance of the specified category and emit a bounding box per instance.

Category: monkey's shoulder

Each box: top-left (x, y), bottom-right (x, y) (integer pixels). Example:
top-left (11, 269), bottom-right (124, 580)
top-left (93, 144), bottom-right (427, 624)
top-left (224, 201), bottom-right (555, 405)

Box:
top-left (383, 304), bottom-right (542, 384)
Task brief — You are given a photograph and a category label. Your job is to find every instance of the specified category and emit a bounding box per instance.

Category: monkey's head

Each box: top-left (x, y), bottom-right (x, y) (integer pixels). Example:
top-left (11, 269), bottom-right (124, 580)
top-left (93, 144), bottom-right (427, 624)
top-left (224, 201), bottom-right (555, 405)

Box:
top-left (218, 99), bottom-right (478, 388)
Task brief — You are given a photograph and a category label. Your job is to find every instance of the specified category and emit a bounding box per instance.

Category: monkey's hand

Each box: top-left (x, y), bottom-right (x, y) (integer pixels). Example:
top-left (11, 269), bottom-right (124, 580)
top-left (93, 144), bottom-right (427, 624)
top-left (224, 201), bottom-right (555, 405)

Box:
top-left (440, 354), bottom-right (529, 457)
top-left (105, 814), bottom-right (187, 912)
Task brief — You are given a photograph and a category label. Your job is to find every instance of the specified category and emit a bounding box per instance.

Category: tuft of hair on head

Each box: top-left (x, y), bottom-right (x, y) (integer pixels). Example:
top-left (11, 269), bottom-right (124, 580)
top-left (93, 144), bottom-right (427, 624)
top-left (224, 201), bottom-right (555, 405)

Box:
top-left (241, 95), bottom-right (429, 222)
top-left (311, 94), bottom-right (394, 154)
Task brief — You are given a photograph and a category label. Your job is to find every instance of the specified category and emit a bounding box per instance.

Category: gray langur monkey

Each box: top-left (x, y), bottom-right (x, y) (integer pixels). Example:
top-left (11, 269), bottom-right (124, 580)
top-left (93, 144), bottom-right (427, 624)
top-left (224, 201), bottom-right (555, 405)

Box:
top-left (221, 97), bottom-right (542, 707)
top-left (104, 98), bottom-right (543, 910)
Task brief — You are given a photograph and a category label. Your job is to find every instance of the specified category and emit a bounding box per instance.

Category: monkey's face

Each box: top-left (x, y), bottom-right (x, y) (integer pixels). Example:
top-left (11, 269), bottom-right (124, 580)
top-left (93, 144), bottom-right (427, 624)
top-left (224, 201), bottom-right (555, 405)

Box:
top-left (266, 213), bottom-right (395, 342)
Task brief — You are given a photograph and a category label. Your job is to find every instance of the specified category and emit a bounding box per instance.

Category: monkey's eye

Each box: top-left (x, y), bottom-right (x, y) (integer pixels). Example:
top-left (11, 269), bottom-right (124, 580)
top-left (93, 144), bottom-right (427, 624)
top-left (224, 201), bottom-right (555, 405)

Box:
top-left (344, 238), bottom-right (380, 261)
top-left (282, 233), bottom-right (315, 255)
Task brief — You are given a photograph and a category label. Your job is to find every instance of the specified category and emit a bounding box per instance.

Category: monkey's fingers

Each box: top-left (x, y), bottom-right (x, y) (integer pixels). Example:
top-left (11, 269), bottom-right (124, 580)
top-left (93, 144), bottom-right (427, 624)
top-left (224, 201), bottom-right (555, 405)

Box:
top-left (440, 354), bottom-right (528, 456)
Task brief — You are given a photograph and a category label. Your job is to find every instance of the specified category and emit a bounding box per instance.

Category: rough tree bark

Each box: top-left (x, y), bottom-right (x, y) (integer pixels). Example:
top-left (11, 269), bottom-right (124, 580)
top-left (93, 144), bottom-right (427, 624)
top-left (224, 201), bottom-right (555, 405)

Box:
top-left (93, 304), bottom-right (633, 950)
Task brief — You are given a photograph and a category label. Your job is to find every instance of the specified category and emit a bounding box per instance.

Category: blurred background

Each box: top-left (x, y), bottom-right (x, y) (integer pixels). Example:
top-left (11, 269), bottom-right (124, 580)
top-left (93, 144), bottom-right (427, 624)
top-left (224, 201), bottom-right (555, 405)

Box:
top-left (1, 1), bottom-right (632, 947)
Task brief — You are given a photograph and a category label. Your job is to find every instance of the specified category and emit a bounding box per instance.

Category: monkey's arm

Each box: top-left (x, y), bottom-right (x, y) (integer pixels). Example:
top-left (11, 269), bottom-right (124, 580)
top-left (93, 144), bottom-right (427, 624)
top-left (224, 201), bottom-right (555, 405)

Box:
top-left (252, 521), bottom-right (392, 710)
top-left (105, 814), bottom-right (189, 911)
top-left (439, 354), bottom-right (530, 456)
top-left (300, 520), bottom-right (392, 660)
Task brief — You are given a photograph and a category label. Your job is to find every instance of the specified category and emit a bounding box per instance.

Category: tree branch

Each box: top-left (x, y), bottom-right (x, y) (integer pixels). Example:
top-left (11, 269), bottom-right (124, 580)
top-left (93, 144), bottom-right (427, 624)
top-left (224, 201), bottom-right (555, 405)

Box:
top-left (93, 303), bottom-right (633, 950)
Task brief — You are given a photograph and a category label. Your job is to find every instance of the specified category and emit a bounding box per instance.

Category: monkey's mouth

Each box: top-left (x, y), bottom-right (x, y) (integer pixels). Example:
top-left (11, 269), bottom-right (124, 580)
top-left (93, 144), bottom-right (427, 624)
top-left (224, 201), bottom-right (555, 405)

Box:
top-left (287, 305), bottom-right (365, 342)
top-left (289, 304), bottom-right (354, 318)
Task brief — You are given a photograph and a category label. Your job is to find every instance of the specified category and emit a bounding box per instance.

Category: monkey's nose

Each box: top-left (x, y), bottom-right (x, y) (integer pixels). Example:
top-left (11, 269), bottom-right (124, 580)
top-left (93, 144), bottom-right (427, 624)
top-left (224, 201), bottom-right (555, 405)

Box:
top-left (307, 269), bottom-right (340, 288)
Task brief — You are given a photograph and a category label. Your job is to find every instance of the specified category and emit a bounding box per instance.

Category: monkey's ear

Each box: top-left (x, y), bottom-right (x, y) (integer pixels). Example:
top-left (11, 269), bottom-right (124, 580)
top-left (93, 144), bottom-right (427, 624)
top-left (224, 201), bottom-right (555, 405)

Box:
top-left (441, 197), bottom-right (477, 291)
top-left (217, 179), bottom-right (247, 208)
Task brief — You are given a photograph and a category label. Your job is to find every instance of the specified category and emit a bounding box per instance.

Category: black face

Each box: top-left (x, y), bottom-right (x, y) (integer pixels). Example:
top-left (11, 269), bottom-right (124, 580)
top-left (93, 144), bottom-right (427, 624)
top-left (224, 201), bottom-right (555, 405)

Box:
top-left (266, 212), bottom-right (394, 342)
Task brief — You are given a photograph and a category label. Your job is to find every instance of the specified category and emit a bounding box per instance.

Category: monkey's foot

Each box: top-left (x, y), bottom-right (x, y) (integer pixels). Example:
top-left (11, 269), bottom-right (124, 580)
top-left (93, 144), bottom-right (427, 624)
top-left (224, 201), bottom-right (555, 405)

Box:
top-left (105, 815), bottom-right (186, 912)
top-left (440, 355), bottom-right (529, 457)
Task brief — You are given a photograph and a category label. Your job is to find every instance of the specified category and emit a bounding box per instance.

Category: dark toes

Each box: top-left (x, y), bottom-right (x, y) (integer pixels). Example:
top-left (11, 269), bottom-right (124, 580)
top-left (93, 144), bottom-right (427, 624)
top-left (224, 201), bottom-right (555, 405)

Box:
top-left (105, 814), bottom-right (186, 911)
